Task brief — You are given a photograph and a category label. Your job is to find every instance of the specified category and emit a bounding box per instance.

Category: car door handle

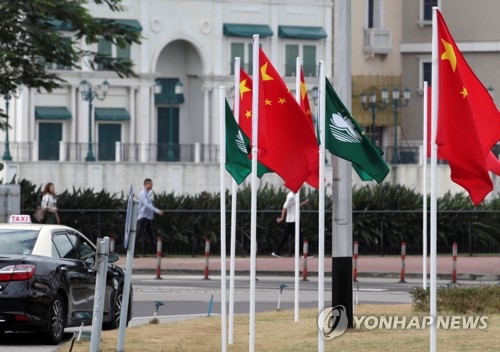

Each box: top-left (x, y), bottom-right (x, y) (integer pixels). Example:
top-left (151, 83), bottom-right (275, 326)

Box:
top-left (60, 266), bottom-right (68, 272)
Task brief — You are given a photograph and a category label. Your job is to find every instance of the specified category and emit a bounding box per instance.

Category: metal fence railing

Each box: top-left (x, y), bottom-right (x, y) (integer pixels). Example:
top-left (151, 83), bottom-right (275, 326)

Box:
top-left (26, 208), bottom-right (500, 258)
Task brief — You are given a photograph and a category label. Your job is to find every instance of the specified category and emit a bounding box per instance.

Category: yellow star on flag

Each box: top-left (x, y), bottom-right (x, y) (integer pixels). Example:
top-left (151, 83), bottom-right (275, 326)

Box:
top-left (239, 79), bottom-right (251, 100)
top-left (441, 39), bottom-right (457, 72)
top-left (265, 99), bottom-right (272, 106)
top-left (460, 87), bottom-right (468, 98)
top-left (278, 97), bottom-right (286, 105)
top-left (245, 110), bottom-right (252, 119)
top-left (261, 62), bottom-right (274, 81)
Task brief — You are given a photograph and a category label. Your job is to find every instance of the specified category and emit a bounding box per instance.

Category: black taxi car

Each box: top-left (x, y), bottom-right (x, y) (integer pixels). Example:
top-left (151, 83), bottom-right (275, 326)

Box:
top-left (0, 215), bottom-right (131, 344)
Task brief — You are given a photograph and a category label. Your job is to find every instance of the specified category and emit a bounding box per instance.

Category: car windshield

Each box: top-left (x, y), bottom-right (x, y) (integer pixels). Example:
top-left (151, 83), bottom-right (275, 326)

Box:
top-left (0, 229), bottom-right (39, 255)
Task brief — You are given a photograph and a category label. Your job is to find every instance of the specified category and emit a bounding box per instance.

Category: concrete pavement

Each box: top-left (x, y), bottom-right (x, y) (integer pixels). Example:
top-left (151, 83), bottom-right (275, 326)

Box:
top-left (117, 254), bottom-right (500, 281)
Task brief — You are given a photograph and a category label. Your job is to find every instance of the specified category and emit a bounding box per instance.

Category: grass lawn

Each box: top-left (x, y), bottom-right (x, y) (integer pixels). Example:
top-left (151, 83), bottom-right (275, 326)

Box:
top-left (62, 304), bottom-right (498, 351)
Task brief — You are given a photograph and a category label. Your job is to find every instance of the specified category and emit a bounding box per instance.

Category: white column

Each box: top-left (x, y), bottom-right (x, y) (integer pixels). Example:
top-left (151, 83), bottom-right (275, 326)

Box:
top-left (128, 86), bottom-right (136, 144)
top-left (30, 88), bottom-right (37, 161)
top-left (70, 85), bottom-right (77, 161)
top-left (202, 85), bottom-right (211, 161)
top-left (150, 85), bottom-right (156, 148)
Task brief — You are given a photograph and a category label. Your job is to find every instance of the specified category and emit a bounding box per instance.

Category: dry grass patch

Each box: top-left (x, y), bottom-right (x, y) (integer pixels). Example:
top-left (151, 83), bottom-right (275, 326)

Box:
top-left (62, 304), bottom-right (499, 352)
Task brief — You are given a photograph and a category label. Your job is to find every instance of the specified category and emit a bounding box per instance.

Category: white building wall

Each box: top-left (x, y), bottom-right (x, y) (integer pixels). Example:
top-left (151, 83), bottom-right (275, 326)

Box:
top-left (3, 0), bottom-right (481, 201)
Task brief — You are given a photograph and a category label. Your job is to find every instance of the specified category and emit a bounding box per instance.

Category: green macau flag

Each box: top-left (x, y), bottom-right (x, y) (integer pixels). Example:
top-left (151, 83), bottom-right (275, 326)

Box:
top-left (324, 79), bottom-right (390, 183)
top-left (224, 100), bottom-right (270, 184)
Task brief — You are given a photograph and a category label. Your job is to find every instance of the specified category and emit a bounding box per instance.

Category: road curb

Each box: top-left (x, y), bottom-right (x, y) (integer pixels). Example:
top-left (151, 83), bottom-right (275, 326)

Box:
top-left (129, 268), bottom-right (500, 282)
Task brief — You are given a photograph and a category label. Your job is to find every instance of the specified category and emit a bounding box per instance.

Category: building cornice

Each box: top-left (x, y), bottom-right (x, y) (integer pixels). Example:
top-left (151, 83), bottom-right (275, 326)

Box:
top-left (401, 41), bottom-right (500, 53)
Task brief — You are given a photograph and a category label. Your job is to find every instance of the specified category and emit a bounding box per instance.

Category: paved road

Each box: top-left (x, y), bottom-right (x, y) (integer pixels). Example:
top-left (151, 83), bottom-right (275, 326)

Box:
top-left (1, 274), bottom-right (496, 351)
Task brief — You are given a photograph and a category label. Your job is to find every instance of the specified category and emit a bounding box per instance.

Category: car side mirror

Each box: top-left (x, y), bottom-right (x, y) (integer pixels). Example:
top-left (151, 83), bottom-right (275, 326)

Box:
top-left (108, 251), bottom-right (119, 263)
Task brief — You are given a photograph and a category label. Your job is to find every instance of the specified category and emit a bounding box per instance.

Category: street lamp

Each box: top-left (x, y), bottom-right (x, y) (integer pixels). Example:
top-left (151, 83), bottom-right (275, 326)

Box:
top-left (2, 88), bottom-right (22, 161)
top-left (389, 87), bottom-right (411, 164)
top-left (79, 79), bottom-right (110, 161)
top-left (360, 88), bottom-right (388, 141)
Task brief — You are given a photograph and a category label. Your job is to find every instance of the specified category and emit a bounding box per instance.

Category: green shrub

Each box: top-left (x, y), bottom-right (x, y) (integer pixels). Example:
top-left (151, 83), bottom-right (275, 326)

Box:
top-left (411, 286), bottom-right (500, 314)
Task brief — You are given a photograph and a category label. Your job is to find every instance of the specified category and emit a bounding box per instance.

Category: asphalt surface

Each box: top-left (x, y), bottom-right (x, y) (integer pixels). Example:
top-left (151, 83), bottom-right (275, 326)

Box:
top-left (119, 254), bottom-right (500, 281)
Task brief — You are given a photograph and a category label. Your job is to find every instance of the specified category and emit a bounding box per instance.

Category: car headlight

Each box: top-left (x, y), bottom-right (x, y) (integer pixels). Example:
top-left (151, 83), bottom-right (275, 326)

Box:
top-left (113, 278), bottom-right (119, 290)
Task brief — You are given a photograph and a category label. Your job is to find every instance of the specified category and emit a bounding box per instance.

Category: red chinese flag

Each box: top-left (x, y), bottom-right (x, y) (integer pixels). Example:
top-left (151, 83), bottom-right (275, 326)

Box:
top-left (257, 49), bottom-right (319, 192)
top-left (299, 68), bottom-right (313, 119)
top-left (486, 151), bottom-right (500, 176)
top-left (436, 10), bottom-right (500, 205)
top-left (238, 69), bottom-right (253, 137)
top-left (299, 67), bottom-right (319, 188)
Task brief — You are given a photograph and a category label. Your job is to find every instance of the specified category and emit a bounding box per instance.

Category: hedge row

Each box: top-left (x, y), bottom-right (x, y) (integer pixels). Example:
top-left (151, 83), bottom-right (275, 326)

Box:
top-left (18, 179), bottom-right (500, 256)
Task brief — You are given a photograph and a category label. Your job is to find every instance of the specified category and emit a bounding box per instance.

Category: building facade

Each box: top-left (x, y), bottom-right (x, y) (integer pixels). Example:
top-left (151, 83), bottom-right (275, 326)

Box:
top-left (1, 0), bottom-right (499, 200)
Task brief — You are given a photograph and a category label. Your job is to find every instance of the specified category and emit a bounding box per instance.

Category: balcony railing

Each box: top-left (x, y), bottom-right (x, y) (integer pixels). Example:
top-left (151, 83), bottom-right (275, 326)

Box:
top-left (1, 142), bottom-right (434, 166)
top-left (2, 142), bottom-right (221, 163)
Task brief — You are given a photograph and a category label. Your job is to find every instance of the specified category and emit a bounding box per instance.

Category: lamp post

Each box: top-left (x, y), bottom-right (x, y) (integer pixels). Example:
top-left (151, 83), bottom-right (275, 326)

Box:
top-left (2, 89), bottom-right (21, 161)
top-left (79, 79), bottom-right (110, 161)
top-left (360, 88), bottom-right (388, 141)
top-left (389, 88), bottom-right (411, 164)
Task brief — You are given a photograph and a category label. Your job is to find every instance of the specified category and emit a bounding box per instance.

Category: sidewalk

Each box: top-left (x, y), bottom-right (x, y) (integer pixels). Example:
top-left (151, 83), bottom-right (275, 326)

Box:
top-left (118, 254), bottom-right (500, 281)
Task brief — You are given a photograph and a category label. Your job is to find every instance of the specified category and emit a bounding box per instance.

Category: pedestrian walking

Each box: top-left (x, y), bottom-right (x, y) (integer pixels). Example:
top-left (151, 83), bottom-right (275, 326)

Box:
top-left (272, 190), bottom-right (308, 258)
top-left (41, 182), bottom-right (60, 224)
top-left (137, 178), bottom-right (164, 255)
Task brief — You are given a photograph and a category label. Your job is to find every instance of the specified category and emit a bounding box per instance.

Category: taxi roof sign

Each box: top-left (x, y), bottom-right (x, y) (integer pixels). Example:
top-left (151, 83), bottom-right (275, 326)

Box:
top-left (9, 214), bottom-right (32, 224)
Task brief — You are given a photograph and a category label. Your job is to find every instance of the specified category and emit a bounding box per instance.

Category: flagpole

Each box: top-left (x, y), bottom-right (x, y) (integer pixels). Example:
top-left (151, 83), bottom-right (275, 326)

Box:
top-left (422, 80), bottom-right (428, 289)
top-left (430, 7), bottom-right (439, 352)
top-left (317, 60), bottom-right (326, 352)
top-left (294, 56), bottom-right (302, 323)
top-left (249, 34), bottom-right (260, 352)
top-left (219, 86), bottom-right (227, 352)
top-left (228, 57), bottom-right (241, 345)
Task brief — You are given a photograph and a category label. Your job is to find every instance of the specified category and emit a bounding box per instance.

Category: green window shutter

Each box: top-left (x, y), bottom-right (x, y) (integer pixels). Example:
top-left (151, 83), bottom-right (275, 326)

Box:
top-left (117, 43), bottom-right (131, 60)
top-left (230, 43), bottom-right (244, 74)
top-left (97, 38), bottom-right (112, 71)
top-left (285, 45), bottom-right (299, 76)
top-left (39, 123), bottom-right (62, 160)
top-left (98, 124), bottom-right (121, 161)
top-left (303, 45), bottom-right (317, 77)
top-left (157, 107), bottom-right (180, 162)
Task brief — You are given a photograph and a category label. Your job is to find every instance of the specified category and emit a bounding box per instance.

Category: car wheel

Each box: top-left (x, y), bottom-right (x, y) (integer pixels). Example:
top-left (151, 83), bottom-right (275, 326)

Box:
top-left (45, 293), bottom-right (66, 345)
top-left (103, 287), bottom-right (125, 330)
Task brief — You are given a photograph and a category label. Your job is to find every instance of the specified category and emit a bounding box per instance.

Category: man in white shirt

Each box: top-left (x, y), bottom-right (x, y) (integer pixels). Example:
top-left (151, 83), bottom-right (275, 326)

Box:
top-left (272, 191), bottom-right (308, 257)
top-left (137, 178), bottom-right (164, 255)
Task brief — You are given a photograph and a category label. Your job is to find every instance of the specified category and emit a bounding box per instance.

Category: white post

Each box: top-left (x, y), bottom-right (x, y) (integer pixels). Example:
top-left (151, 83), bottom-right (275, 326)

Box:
top-left (89, 236), bottom-right (110, 352)
top-left (140, 142), bottom-right (148, 163)
top-left (219, 86), bottom-right (227, 352)
top-left (249, 34), bottom-right (260, 352)
top-left (194, 142), bottom-right (201, 163)
top-left (229, 57), bottom-right (241, 345)
top-left (294, 56), bottom-right (302, 323)
top-left (32, 140), bottom-right (39, 162)
top-left (430, 7), bottom-right (440, 352)
top-left (422, 80), bottom-right (429, 289)
top-left (317, 61), bottom-right (327, 352)
top-left (117, 199), bottom-right (138, 352)
top-left (115, 141), bottom-right (121, 162)
top-left (59, 141), bottom-right (65, 162)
